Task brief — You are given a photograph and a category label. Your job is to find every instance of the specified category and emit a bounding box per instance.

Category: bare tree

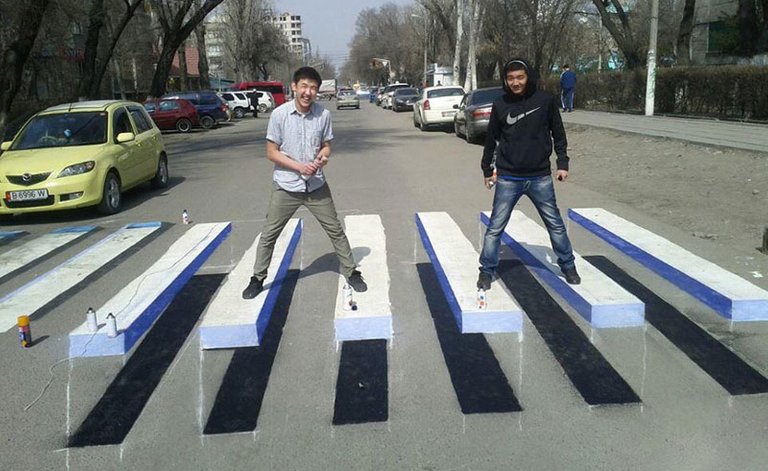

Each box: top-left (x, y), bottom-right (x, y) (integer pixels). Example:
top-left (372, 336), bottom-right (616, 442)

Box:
top-left (453, 0), bottom-right (465, 87)
top-left (591, 0), bottom-right (643, 69)
top-left (0, 0), bottom-right (50, 137)
top-left (148, 0), bottom-right (223, 98)
top-left (194, 20), bottom-right (210, 88)
top-left (464, 0), bottom-right (484, 90)
top-left (78, 0), bottom-right (145, 100)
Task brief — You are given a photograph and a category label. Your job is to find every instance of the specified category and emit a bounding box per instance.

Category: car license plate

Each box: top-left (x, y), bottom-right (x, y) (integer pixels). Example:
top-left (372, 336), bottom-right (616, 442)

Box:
top-left (442, 111), bottom-right (456, 117)
top-left (6, 189), bottom-right (49, 201)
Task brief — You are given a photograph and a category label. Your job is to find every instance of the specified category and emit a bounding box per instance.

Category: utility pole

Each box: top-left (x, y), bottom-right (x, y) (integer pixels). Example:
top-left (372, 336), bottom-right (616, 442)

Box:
top-left (645, 0), bottom-right (659, 116)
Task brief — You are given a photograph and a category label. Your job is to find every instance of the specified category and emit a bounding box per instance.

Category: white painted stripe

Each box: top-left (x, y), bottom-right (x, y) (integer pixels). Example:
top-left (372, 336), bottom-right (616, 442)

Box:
top-left (334, 215), bottom-right (393, 341)
top-left (0, 223), bottom-right (161, 332)
top-left (198, 219), bottom-right (302, 349)
top-left (417, 212), bottom-right (524, 333)
top-left (487, 210), bottom-right (644, 328)
top-left (571, 208), bottom-right (768, 321)
top-left (0, 226), bottom-right (96, 280)
top-left (69, 222), bottom-right (231, 357)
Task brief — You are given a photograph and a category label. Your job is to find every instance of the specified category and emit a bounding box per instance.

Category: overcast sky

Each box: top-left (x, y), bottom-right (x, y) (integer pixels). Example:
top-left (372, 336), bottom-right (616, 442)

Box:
top-left (275, 0), bottom-right (414, 67)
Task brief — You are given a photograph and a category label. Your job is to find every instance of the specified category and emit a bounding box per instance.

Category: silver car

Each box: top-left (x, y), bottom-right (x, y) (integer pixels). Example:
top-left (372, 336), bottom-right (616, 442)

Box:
top-left (336, 90), bottom-right (360, 110)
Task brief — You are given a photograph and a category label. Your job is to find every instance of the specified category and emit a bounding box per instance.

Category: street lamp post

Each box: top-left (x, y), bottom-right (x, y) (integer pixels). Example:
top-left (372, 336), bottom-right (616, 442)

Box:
top-left (411, 13), bottom-right (428, 87)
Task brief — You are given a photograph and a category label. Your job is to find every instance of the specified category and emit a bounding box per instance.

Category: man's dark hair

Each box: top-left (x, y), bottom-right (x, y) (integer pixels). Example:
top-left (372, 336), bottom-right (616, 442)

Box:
top-left (293, 66), bottom-right (322, 86)
top-left (563, 64), bottom-right (570, 69)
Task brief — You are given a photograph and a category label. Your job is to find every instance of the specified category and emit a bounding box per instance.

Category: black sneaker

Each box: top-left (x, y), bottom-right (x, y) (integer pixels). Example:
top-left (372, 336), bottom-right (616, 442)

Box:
top-left (347, 270), bottom-right (368, 292)
top-left (242, 276), bottom-right (264, 299)
top-left (477, 272), bottom-right (492, 290)
top-left (562, 266), bottom-right (581, 285)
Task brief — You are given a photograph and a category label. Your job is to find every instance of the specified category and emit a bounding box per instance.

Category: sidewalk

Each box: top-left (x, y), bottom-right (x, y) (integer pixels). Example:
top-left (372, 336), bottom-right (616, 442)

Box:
top-left (561, 110), bottom-right (768, 153)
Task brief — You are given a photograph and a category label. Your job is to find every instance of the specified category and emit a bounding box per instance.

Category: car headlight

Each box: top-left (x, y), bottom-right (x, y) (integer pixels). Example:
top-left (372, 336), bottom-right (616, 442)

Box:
top-left (58, 161), bottom-right (95, 178)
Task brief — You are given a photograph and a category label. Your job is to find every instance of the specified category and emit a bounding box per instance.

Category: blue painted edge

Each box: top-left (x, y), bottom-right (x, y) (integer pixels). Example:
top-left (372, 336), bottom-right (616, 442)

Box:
top-left (415, 214), bottom-right (463, 332)
top-left (126, 221), bottom-right (163, 229)
top-left (52, 225), bottom-right (97, 234)
top-left (334, 316), bottom-right (393, 342)
top-left (200, 324), bottom-right (259, 349)
top-left (568, 209), bottom-right (734, 319)
top-left (0, 230), bottom-right (26, 241)
top-left (119, 223), bottom-right (233, 354)
top-left (254, 220), bottom-right (303, 345)
top-left (462, 310), bottom-right (522, 333)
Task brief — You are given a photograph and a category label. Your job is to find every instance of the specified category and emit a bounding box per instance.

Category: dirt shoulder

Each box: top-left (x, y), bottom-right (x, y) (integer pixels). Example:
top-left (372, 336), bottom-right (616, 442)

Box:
top-left (565, 123), bottom-right (768, 256)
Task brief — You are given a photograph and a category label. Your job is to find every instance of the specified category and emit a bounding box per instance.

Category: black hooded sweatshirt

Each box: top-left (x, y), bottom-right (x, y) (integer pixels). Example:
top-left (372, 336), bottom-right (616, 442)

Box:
top-left (481, 59), bottom-right (568, 178)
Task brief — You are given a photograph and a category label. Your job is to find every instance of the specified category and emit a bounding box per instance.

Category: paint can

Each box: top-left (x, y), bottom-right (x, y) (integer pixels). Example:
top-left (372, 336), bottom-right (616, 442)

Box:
top-left (17, 315), bottom-right (32, 348)
top-left (105, 313), bottom-right (118, 338)
top-left (342, 284), bottom-right (353, 311)
top-left (86, 307), bottom-right (98, 333)
top-left (477, 289), bottom-right (487, 310)
top-left (182, 209), bottom-right (190, 225)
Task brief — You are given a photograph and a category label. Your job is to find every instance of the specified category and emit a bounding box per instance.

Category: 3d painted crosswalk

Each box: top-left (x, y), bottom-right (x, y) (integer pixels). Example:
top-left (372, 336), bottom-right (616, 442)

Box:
top-left (481, 210), bottom-right (645, 328)
top-left (0, 222), bottom-right (162, 332)
top-left (0, 225), bottom-right (95, 281)
top-left (569, 208), bottom-right (768, 321)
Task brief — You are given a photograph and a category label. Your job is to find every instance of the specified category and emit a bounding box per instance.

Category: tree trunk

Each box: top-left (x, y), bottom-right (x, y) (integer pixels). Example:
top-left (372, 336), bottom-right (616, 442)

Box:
top-left (178, 41), bottom-right (188, 90)
top-left (676, 0), bottom-right (696, 65)
top-left (464, 0), bottom-right (479, 90)
top-left (78, 0), bottom-right (105, 100)
top-left (737, 0), bottom-right (759, 56)
top-left (453, 0), bottom-right (464, 88)
top-left (591, 0), bottom-right (643, 69)
top-left (195, 24), bottom-right (211, 89)
top-left (0, 0), bottom-right (50, 138)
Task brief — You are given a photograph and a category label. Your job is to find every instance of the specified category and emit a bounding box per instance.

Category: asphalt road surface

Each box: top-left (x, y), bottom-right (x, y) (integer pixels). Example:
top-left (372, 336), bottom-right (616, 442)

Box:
top-left (2, 101), bottom-right (768, 470)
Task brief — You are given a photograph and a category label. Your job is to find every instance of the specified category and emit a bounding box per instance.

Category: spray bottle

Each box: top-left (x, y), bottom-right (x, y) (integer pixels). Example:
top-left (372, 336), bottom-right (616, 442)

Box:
top-left (342, 284), bottom-right (353, 311)
top-left (86, 307), bottom-right (98, 333)
top-left (477, 289), bottom-right (487, 310)
top-left (17, 315), bottom-right (32, 348)
top-left (105, 313), bottom-right (118, 338)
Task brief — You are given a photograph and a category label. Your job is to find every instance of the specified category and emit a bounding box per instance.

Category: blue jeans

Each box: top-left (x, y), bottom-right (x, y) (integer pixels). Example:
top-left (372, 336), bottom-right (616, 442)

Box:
top-left (479, 175), bottom-right (575, 275)
top-left (561, 88), bottom-right (574, 110)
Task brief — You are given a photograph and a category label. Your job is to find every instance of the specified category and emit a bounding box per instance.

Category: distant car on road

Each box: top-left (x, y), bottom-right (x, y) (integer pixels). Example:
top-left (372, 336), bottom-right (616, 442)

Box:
top-left (0, 100), bottom-right (168, 217)
top-left (161, 91), bottom-right (229, 129)
top-left (453, 87), bottom-right (505, 143)
top-left (413, 86), bottom-right (465, 129)
top-left (144, 98), bottom-right (199, 133)
top-left (379, 83), bottom-right (410, 109)
top-left (391, 87), bottom-right (420, 112)
top-left (336, 90), bottom-right (360, 110)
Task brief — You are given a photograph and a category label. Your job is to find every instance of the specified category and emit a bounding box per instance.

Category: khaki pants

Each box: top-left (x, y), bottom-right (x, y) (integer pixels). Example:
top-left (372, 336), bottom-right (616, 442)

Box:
top-left (253, 182), bottom-right (356, 279)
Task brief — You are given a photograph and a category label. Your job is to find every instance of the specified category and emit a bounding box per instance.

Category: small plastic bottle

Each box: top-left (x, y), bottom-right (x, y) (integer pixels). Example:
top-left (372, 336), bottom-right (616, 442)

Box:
top-left (105, 313), bottom-right (118, 338)
top-left (86, 307), bottom-right (98, 333)
top-left (17, 315), bottom-right (32, 348)
top-left (342, 284), bottom-right (353, 311)
top-left (182, 209), bottom-right (190, 225)
top-left (477, 289), bottom-right (487, 310)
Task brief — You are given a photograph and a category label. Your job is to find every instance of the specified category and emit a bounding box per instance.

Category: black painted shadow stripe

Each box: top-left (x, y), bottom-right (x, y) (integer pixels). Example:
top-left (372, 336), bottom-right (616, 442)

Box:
top-left (68, 274), bottom-right (225, 448)
top-left (497, 259), bottom-right (641, 405)
top-left (585, 255), bottom-right (768, 395)
top-left (203, 270), bottom-right (299, 435)
top-left (333, 339), bottom-right (389, 425)
top-left (417, 263), bottom-right (522, 414)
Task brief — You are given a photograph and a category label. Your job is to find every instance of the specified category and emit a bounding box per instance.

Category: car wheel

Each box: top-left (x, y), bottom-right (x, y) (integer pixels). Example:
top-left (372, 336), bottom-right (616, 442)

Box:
top-left (150, 155), bottom-right (169, 189)
top-left (413, 115), bottom-right (419, 128)
top-left (258, 103), bottom-right (268, 113)
top-left (200, 115), bottom-right (215, 129)
top-left (454, 119), bottom-right (464, 138)
top-left (233, 107), bottom-right (245, 119)
top-left (175, 118), bottom-right (192, 133)
top-left (356, 104), bottom-right (360, 109)
top-left (97, 172), bottom-right (122, 215)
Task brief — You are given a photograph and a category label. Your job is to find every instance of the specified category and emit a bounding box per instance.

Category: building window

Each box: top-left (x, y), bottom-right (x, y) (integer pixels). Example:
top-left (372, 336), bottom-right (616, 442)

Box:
top-left (707, 20), bottom-right (738, 54)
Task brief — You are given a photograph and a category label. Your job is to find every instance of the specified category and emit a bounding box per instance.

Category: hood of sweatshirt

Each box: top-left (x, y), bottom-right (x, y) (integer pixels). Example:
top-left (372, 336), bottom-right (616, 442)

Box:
top-left (501, 58), bottom-right (538, 100)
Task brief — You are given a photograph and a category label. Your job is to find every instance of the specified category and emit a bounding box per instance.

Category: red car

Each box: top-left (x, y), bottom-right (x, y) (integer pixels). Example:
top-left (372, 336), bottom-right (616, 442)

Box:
top-left (143, 98), bottom-right (199, 133)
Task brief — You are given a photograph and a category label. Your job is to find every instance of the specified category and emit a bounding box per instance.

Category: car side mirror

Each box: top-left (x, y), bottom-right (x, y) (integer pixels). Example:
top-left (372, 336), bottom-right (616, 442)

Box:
top-left (0, 141), bottom-right (11, 151)
top-left (452, 104), bottom-right (459, 109)
top-left (116, 132), bottom-right (135, 143)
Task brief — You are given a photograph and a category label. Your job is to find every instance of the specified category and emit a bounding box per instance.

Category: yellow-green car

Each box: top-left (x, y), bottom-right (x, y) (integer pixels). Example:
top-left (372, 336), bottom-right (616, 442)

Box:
top-left (0, 100), bottom-right (168, 217)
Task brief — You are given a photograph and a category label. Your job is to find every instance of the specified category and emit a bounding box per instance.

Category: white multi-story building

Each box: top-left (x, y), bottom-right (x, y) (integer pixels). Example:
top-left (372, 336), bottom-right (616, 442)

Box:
top-left (269, 12), bottom-right (305, 56)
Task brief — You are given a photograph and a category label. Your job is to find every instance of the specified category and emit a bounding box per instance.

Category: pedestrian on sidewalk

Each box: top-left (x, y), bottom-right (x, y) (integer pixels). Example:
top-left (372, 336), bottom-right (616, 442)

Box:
top-left (477, 58), bottom-right (580, 290)
top-left (248, 91), bottom-right (259, 118)
top-left (559, 64), bottom-right (576, 112)
top-left (242, 66), bottom-right (367, 299)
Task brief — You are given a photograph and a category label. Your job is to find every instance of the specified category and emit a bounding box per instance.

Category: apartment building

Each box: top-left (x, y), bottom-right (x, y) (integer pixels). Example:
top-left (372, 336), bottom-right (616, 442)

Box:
top-left (269, 12), bottom-right (305, 56)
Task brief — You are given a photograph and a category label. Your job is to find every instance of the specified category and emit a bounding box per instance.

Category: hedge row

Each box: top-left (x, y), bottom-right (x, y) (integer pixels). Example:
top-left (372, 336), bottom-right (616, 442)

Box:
top-left (542, 66), bottom-right (768, 121)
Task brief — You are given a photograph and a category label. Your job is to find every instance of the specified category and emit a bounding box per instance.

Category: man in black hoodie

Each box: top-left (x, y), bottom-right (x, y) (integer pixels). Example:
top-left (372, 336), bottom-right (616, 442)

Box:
top-left (477, 58), bottom-right (581, 288)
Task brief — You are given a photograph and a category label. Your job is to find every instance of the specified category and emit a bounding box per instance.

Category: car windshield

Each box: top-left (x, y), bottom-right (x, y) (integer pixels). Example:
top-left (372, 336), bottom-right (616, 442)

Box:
top-left (395, 88), bottom-right (419, 96)
top-left (12, 112), bottom-right (108, 150)
top-left (470, 88), bottom-right (504, 105)
top-left (428, 88), bottom-right (464, 98)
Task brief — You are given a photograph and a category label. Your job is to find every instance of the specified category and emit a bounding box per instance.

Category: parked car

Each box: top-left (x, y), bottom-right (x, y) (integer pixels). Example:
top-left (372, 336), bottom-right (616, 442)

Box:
top-left (253, 91), bottom-right (276, 112)
top-left (413, 86), bottom-right (465, 130)
top-left (375, 87), bottom-right (386, 106)
top-left (379, 83), bottom-right (410, 109)
top-left (161, 91), bottom-right (229, 129)
top-left (391, 87), bottom-right (421, 112)
top-left (453, 87), bottom-right (505, 143)
top-left (217, 91), bottom-right (251, 118)
top-left (336, 90), bottom-right (360, 110)
top-left (143, 98), bottom-right (199, 133)
top-left (0, 100), bottom-right (168, 217)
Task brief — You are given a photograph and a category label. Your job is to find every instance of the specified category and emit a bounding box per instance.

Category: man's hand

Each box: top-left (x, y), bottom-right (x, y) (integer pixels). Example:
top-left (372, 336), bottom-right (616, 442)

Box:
top-left (299, 160), bottom-right (320, 176)
top-left (556, 169), bottom-right (569, 182)
top-left (484, 175), bottom-right (496, 190)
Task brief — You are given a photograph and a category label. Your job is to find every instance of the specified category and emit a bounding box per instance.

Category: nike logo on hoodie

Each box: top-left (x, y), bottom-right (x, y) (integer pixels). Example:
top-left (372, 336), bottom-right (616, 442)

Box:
top-left (506, 106), bottom-right (542, 125)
